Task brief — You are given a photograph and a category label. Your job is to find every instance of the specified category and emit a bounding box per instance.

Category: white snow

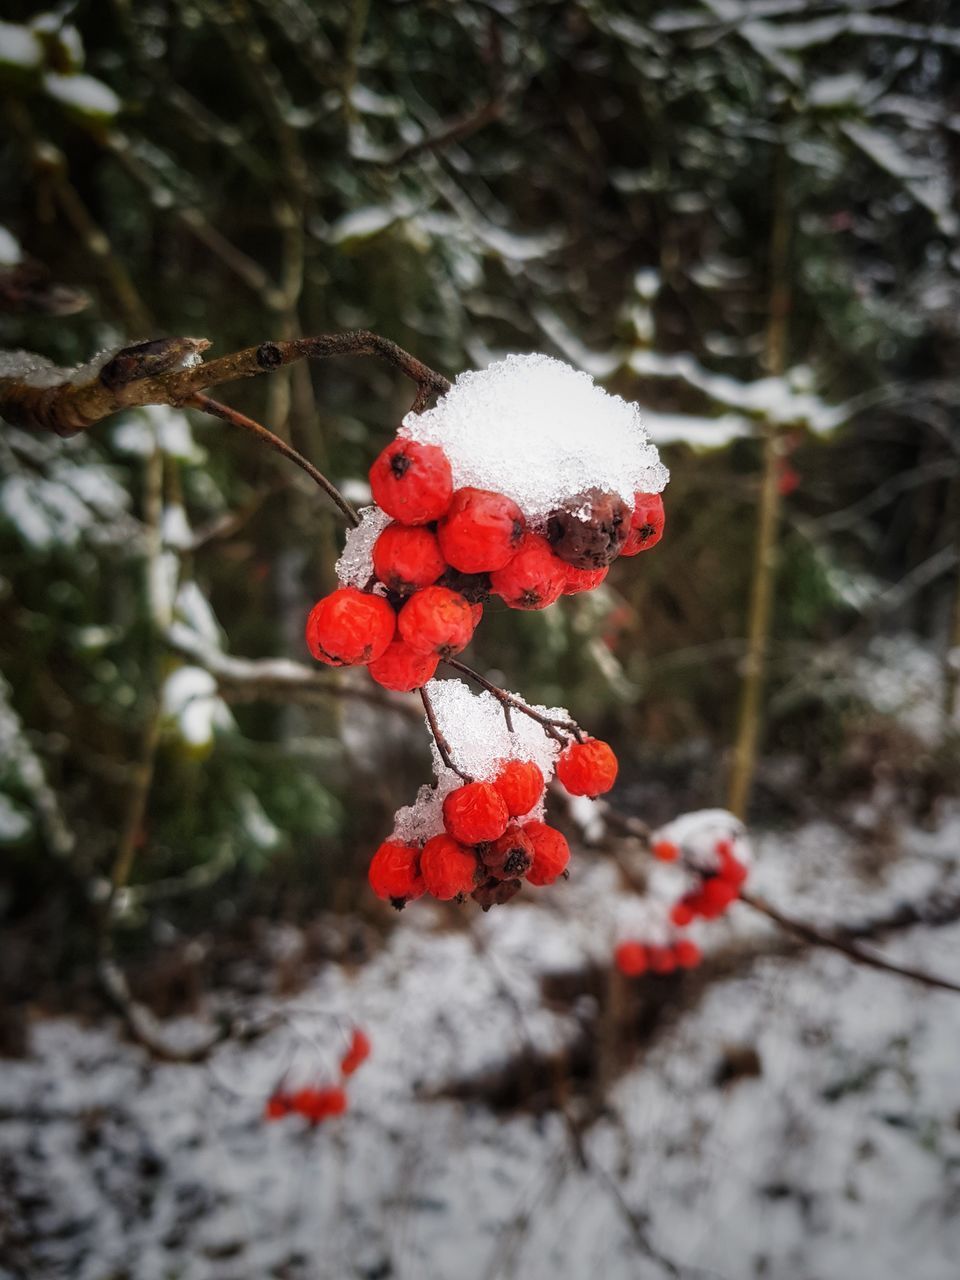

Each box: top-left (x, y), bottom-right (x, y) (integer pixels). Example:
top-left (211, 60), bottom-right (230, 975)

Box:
top-left (0, 20), bottom-right (42, 70)
top-left (161, 665), bottom-right (233, 748)
top-left (0, 224), bottom-right (21, 266)
top-left (43, 72), bottom-right (121, 119)
top-left (334, 504), bottom-right (392, 590)
top-left (402, 354), bottom-right (668, 524)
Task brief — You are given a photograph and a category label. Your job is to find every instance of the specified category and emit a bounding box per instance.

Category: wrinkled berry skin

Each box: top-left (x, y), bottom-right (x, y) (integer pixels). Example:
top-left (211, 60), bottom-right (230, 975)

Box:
top-left (420, 833), bottom-right (478, 899)
top-left (370, 438), bottom-right (453, 525)
top-left (368, 839), bottom-right (425, 904)
top-left (472, 876), bottom-right (523, 910)
top-left (556, 737), bottom-right (618, 797)
top-left (306, 587), bottom-right (396, 667)
top-left (367, 639), bottom-right (439, 691)
top-left (483, 824), bottom-right (534, 880)
top-left (443, 781), bottom-right (509, 844)
top-left (621, 492), bottom-right (665, 556)
top-left (373, 524), bottom-right (447, 595)
top-left (490, 532), bottom-right (567, 610)
top-left (614, 940), bottom-right (648, 977)
top-left (437, 567), bottom-right (492, 604)
top-left (438, 487), bottom-right (526, 574)
top-left (547, 488), bottom-right (631, 569)
top-left (492, 759), bottom-right (544, 818)
top-left (562, 563), bottom-right (609, 595)
top-left (398, 586), bottom-right (477, 657)
top-left (522, 820), bottom-right (570, 885)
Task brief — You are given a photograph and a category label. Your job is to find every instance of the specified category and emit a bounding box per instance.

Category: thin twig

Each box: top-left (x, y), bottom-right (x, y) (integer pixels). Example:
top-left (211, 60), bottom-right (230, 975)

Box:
top-left (443, 657), bottom-right (583, 742)
top-left (189, 393), bottom-right (359, 526)
top-left (420, 685), bottom-right (473, 782)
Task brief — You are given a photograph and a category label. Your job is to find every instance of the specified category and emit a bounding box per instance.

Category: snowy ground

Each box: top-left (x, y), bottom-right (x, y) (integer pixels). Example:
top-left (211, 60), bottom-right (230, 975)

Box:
top-left (3, 809), bottom-right (960, 1280)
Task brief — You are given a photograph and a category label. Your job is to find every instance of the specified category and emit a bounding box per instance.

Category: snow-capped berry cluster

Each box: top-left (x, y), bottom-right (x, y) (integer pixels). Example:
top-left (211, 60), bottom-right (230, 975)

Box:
top-left (306, 355), bottom-right (667, 692)
top-left (264, 1027), bottom-right (371, 1126)
top-left (367, 678), bottom-right (619, 911)
top-left (614, 811), bottom-right (751, 977)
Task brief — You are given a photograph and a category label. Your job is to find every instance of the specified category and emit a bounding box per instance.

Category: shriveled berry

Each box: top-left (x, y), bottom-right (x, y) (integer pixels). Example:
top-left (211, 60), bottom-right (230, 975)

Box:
top-left (522, 820), bottom-right (570, 886)
top-left (437, 567), bottom-right (492, 604)
top-left (490, 532), bottom-right (567, 610)
top-left (673, 939), bottom-right (702, 969)
top-left (370, 438), bottom-right (453, 525)
top-left (368, 839), bottom-right (425, 904)
top-left (368, 639), bottom-right (439, 691)
top-left (621, 492), bottom-right (665, 556)
top-left (472, 876), bottom-right (523, 910)
top-left (306, 587), bottom-right (396, 667)
top-left (373, 523), bottom-right (446, 595)
top-left (547, 488), bottom-right (631, 569)
top-left (420, 833), bottom-right (478, 899)
top-left (652, 839), bottom-right (680, 863)
top-left (483, 824), bottom-right (534, 880)
top-left (614, 940), bottom-right (648, 977)
top-left (556, 737), bottom-right (618, 797)
top-left (340, 1029), bottom-right (371, 1077)
top-left (562, 563), bottom-right (609, 595)
top-left (398, 586), bottom-right (476, 657)
top-left (437, 487), bottom-right (526, 574)
top-left (492, 759), bottom-right (544, 818)
top-left (442, 782), bottom-right (509, 845)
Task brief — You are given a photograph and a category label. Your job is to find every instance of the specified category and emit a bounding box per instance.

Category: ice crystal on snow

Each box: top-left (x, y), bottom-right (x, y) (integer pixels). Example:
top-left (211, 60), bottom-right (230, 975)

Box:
top-left (402, 354), bottom-right (668, 524)
top-left (335, 505), bottom-right (391, 590)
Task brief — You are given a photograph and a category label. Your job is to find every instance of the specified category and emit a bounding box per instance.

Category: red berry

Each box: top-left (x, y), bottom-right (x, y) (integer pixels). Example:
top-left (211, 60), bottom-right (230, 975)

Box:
top-left (670, 900), bottom-right (695, 927)
top-left (367, 639), bottom-right (439, 691)
top-left (369, 438), bottom-right (453, 525)
top-left (398, 586), bottom-right (477, 657)
top-left (264, 1093), bottom-right (290, 1120)
top-left (522, 820), bottom-right (570, 886)
top-left (367, 840), bottom-right (425, 904)
top-left (372, 524), bottom-right (446, 595)
top-left (700, 876), bottom-right (739, 918)
top-left (437, 487), bottom-right (526, 574)
top-left (489, 532), bottom-right (568, 610)
top-left (306, 587), bottom-right (396, 667)
top-left (562, 563), bottom-right (609, 595)
top-left (442, 782), bottom-right (509, 845)
top-left (420, 833), bottom-right (478, 899)
top-left (492, 759), bottom-right (544, 818)
top-left (556, 738), bottom-right (618, 797)
top-left (614, 940), bottom-right (647, 977)
top-left (340, 1029), bottom-right (371, 1077)
top-left (483, 824), bottom-right (534, 880)
top-left (652, 839), bottom-right (680, 863)
top-left (673, 939), bottom-right (702, 969)
top-left (621, 492), bottom-right (665, 556)
top-left (292, 1086), bottom-right (348, 1123)
top-left (648, 945), bottom-right (677, 975)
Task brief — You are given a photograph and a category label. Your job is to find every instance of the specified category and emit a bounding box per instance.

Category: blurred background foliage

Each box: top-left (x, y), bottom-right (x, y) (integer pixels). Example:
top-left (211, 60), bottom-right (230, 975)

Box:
top-left (0, 0), bottom-right (958, 963)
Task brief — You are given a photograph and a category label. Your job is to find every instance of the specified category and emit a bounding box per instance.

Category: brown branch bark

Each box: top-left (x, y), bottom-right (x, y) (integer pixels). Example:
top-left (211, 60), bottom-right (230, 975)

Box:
top-left (0, 330), bottom-right (451, 436)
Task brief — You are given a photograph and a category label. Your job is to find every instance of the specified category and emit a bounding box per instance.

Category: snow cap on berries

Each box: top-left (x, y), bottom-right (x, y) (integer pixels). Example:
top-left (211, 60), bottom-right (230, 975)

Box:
top-left (401, 354), bottom-right (667, 525)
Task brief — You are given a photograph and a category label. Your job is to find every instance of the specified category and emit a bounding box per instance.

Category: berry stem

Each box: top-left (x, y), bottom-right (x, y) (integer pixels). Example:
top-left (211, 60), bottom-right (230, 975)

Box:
top-left (190, 393), bottom-right (360, 527)
top-left (442, 657), bottom-right (584, 743)
top-left (419, 685), bottom-right (473, 782)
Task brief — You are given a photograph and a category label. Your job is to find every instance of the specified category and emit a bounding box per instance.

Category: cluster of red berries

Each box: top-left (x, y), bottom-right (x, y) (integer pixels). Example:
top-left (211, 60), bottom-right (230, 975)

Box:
top-left (264, 1027), bottom-right (371, 1126)
top-left (615, 835), bottom-right (749, 979)
top-left (369, 736), bottom-right (618, 911)
top-left (304, 435), bottom-right (666, 692)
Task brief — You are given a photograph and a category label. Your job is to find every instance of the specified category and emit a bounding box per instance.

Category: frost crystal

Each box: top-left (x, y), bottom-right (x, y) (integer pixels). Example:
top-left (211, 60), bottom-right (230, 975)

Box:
top-left (335, 505), bottom-right (392, 590)
top-left (402, 353), bottom-right (668, 523)
top-left (391, 678), bottom-right (567, 845)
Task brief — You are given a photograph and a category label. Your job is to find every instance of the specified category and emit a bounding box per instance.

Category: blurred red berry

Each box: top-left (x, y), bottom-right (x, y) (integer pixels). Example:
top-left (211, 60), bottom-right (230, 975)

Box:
top-left (673, 939), bottom-right (702, 969)
top-left (670, 900), bottom-right (695, 927)
top-left (442, 781), bottom-right (509, 844)
top-left (305, 587), bottom-right (395, 667)
top-left (614, 940), bottom-right (648, 977)
top-left (373, 524), bottom-right (446, 594)
top-left (264, 1093), bottom-right (290, 1120)
top-left (700, 876), bottom-right (739, 918)
top-left (398, 586), bottom-right (477, 657)
top-left (621, 492), bottom-right (665, 556)
top-left (556, 737), bottom-right (618, 797)
top-left (420, 833), bottom-right (478, 899)
top-left (522, 820), bottom-right (570, 886)
top-left (437, 487), bottom-right (526, 573)
top-left (340, 1029), bottom-right (371, 1077)
top-left (652, 839), bottom-right (680, 862)
top-left (370, 438), bottom-right (453, 524)
top-left (648, 945), bottom-right (677, 975)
